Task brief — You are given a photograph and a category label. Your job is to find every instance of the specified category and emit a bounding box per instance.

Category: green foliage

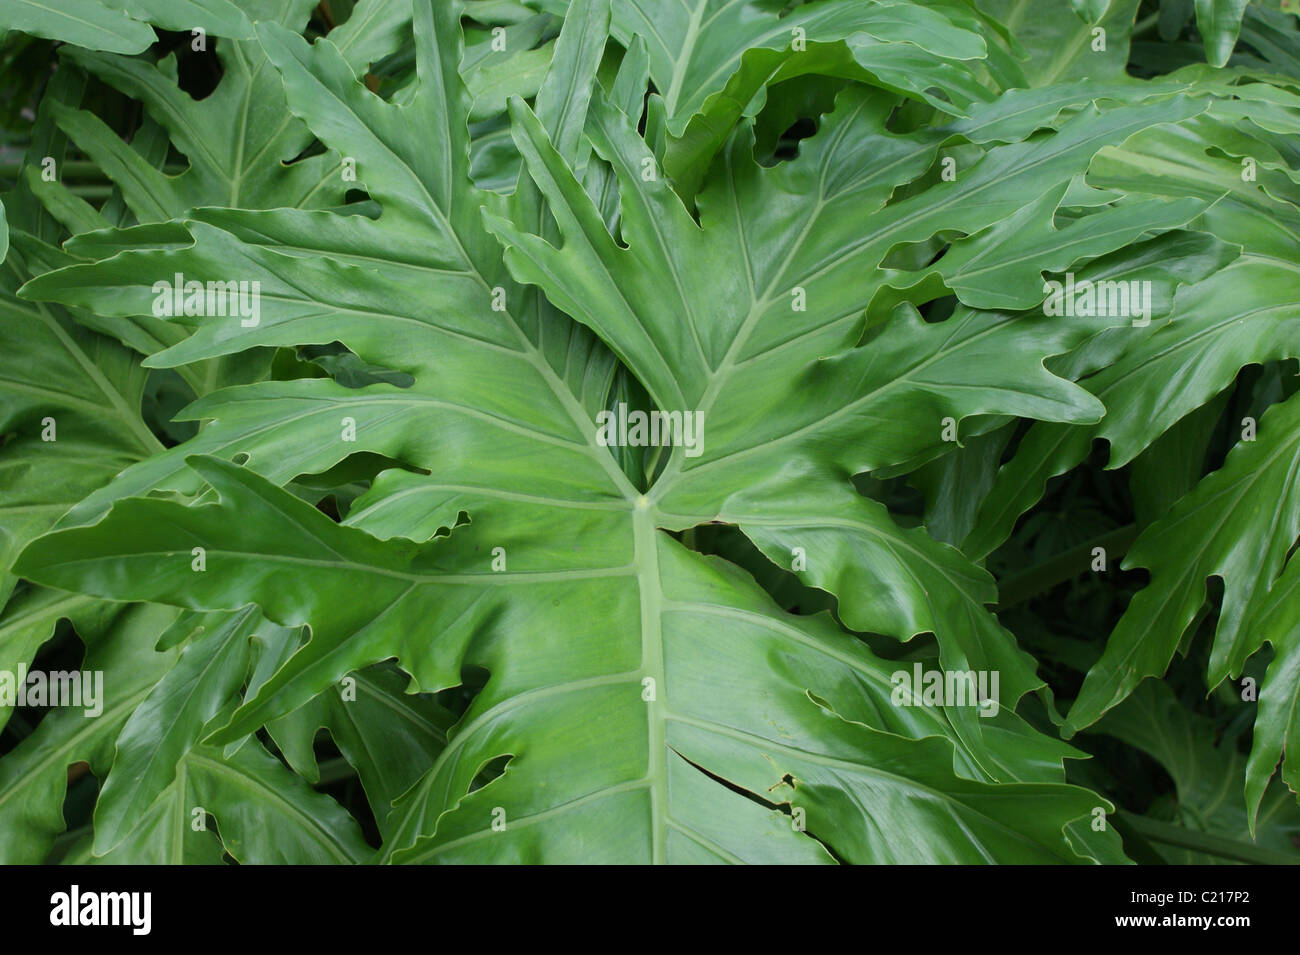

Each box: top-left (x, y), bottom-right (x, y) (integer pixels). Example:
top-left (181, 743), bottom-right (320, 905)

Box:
top-left (1, 0), bottom-right (1299, 864)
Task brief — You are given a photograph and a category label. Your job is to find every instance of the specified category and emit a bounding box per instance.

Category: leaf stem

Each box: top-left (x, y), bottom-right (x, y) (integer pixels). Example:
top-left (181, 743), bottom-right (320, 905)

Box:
top-left (1132, 12), bottom-right (1161, 39)
top-left (995, 524), bottom-right (1138, 610)
top-left (1117, 811), bottom-right (1300, 865)
top-left (314, 757), bottom-right (358, 786)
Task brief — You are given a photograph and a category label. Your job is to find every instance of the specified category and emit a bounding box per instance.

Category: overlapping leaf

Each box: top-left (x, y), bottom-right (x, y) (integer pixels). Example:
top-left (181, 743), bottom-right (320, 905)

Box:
top-left (0, 0), bottom-right (252, 55)
top-left (9, 0), bottom-right (1145, 862)
top-left (4, 0), bottom-right (1300, 865)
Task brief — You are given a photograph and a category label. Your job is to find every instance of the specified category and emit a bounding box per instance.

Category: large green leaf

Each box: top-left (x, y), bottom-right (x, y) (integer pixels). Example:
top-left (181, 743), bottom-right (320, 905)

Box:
top-left (484, 84), bottom-right (1207, 726)
top-left (18, 456), bottom-right (1106, 862)
top-left (10, 0), bottom-right (1146, 863)
top-left (24, 64), bottom-right (1208, 711)
top-left (0, 230), bottom-right (159, 608)
top-left (7, 0), bottom-right (1299, 867)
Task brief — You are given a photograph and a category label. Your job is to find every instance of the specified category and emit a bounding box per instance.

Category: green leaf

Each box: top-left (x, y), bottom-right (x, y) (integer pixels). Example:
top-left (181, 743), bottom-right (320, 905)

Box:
top-left (0, 0), bottom-right (156, 55)
top-left (1094, 681), bottom-right (1300, 861)
top-left (0, 587), bottom-right (105, 734)
top-left (1065, 390), bottom-right (1300, 738)
top-left (50, 1), bottom-right (344, 220)
top-left (659, 0), bottom-right (994, 197)
top-left (980, 0), bottom-right (1139, 87)
top-left (96, 739), bottom-right (372, 864)
top-left (1068, 0), bottom-right (1113, 22)
top-left (484, 85), bottom-right (1204, 704)
top-left (14, 0), bottom-right (1299, 866)
top-left (0, 0), bottom-right (255, 55)
top-left (267, 663), bottom-right (457, 838)
top-left (0, 230), bottom-right (160, 600)
top-left (1196, 0), bottom-right (1252, 66)
top-left (25, 454), bottom-right (1106, 861)
top-left (0, 603), bottom-right (179, 863)
top-left (90, 606), bottom-right (260, 853)
top-left (1247, 550), bottom-right (1300, 826)
top-left (542, 0), bottom-right (991, 129)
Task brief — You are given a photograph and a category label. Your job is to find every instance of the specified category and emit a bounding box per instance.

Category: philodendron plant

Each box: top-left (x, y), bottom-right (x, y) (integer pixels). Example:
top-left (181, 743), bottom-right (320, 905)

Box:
top-left (0, 0), bottom-right (1298, 864)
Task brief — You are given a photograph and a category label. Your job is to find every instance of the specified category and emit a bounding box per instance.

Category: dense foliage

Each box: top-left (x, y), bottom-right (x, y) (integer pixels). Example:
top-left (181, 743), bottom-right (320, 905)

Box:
top-left (1, 0), bottom-right (1299, 864)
